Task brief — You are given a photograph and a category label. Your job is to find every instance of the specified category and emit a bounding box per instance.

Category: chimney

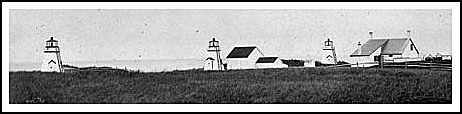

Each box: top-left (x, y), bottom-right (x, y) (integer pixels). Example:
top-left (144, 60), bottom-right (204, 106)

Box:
top-left (368, 30), bottom-right (374, 39)
top-left (406, 29), bottom-right (411, 38)
top-left (357, 42), bottom-right (362, 54)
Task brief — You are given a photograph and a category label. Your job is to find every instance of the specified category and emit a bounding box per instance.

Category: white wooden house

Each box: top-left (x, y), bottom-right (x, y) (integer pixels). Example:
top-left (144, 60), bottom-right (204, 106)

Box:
top-left (350, 37), bottom-right (421, 67)
top-left (225, 46), bottom-right (264, 70)
top-left (255, 56), bottom-right (287, 69)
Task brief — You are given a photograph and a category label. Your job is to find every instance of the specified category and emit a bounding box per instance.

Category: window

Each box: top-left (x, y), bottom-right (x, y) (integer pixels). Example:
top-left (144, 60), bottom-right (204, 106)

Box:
top-left (325, 41), bottom-right (332, 46)
top-left (410, 44), bottom-right (414, 51)
top-left (210, 42), bottom-right (218, 46)
top-left (374, 56), bottom-right (381, 61)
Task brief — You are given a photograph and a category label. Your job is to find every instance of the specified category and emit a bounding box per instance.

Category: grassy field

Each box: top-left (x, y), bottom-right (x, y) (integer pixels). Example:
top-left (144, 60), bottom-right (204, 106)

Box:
top-left (9, 67), bottom-right (452, 104)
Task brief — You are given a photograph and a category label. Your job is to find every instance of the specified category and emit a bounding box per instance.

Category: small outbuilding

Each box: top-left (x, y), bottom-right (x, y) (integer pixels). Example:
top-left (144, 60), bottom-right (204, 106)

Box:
top-left (255, 56), bottom-right (287, 69)
top-left (304, 59), bottom-right (316, 67)
top-left (435, 52), bottom-right (452, 61)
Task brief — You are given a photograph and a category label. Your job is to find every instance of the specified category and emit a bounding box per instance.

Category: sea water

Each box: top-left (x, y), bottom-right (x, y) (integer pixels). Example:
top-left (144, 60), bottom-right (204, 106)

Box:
top-left (9, 59), bottom-right (204, 72)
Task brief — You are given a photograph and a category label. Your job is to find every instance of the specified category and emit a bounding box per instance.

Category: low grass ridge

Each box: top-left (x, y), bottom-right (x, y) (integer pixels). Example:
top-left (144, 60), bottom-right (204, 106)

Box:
top-left (9, 68), bottom-right (451, 104)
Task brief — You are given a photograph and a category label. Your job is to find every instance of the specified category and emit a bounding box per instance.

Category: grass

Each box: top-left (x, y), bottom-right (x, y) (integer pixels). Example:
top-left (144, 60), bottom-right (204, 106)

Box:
top-left (9, 67), bottom-right (452, 104)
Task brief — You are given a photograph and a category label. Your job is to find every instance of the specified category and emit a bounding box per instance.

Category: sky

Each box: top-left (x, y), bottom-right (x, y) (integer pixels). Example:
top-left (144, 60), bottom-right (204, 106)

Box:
top-left (9, 9), bottom-right (452, 63)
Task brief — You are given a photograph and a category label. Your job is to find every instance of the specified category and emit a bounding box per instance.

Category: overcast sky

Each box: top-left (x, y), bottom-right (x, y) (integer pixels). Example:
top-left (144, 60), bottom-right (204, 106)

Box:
top-left (9, 9), bottom-right (452, 63)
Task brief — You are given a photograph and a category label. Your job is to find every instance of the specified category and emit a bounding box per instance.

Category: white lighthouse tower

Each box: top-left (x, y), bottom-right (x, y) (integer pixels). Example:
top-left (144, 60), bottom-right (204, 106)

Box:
top-left (321, 38), bottom-right (337, 65)
top-left (42, 37), bottom-right (64, 72)
top-left (204, 37), bottom-right (223, 71)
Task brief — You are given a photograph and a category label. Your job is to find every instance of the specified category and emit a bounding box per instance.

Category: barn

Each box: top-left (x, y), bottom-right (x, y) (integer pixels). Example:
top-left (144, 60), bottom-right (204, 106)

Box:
top-left (350, 37), bottom-right (421, 67)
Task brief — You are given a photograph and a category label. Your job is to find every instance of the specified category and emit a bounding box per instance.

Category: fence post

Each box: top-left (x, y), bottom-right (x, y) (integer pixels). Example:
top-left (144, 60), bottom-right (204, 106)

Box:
top-left (380, 55), bottom-right (384, 69)
top-left (430, 60), bottom-right (432, 70)
top-left (405, 61), bottom-right (408, 70)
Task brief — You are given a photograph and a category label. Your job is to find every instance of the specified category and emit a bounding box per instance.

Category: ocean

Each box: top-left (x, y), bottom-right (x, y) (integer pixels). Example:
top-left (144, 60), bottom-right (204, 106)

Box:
top-left (9, 59), bottom-right (204, 72)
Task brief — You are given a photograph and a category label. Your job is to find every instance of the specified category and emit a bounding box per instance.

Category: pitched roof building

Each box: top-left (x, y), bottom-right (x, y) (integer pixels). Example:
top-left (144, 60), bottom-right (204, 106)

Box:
top-left (255, 56), bottom-right (287, 69)
top-left (256, 57), bottom-right (278, 63)
top-left (226, 46), bottom-right (261, 58)
top-left (225, 46), bottom-right (264, 70)
top-left (225, 45), bottom-right (286, 70)
top-left (350, 37), bottom-right (422, 67)
top-left (350, 38), bottom-right (419, 56)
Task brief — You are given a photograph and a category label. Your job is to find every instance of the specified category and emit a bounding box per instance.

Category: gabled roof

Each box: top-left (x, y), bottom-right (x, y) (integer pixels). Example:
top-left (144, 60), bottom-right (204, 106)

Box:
top-left (350, 38), bottom-right (418, 57)
top-left (350, 39), bottom-right (388, 56)
top-left (256, 57), bottom-right (278, 63)
top-left (381, 38), bottom-right (410, 55)
top-left (226, 46), bottom-right (257, 58)
top-left (426, 54), bottom-right (433, 57)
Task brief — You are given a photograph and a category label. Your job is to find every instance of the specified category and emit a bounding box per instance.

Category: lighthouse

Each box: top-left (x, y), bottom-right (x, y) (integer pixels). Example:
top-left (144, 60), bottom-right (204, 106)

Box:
top-left (204, 37), bottom-right (223, 71)
top-left (321, 38), bottom-right (337, 65)
top-left (42, 37), bottom-right (64, 72)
